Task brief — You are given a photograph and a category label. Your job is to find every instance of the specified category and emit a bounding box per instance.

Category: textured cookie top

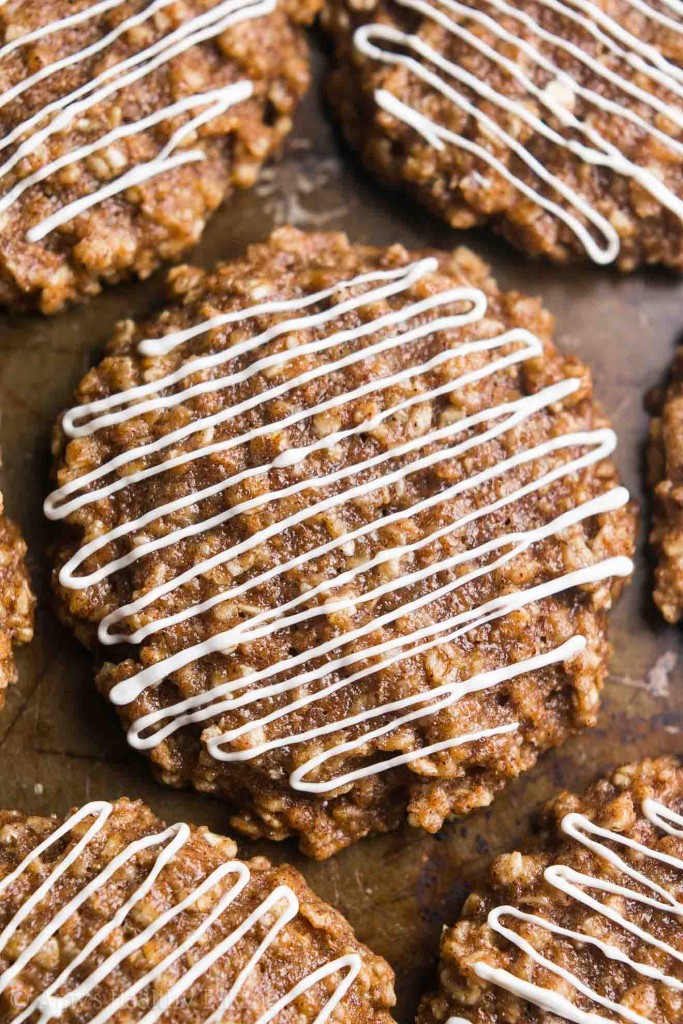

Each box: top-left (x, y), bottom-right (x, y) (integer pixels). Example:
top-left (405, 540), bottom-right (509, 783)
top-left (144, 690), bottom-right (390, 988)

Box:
top-left (0, 0), bottom-right (318, 312)
top-left (323, 0), bottom-right (683, 270)
top-left (0, 798), bottom-right (396, 1024)
top-left (417, 757), bottom-right (683, 1024)
top-left (649, 347), bottom-right (683, 623)
top-left (0, 481), bottom-right (34, 708)
top-left (49, 228), bottom-right (635, 858)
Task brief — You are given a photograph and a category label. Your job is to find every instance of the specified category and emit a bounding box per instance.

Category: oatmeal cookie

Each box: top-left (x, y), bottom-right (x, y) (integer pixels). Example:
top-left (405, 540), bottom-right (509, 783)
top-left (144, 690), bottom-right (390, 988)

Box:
top-left (0, 483), bottom-right (34, 708)
top-left (649, 346), bottom-right (683, 622)
top-left (0, 797), bottom-right (396, 1023)
top-left (322, 0), bottom-right (683, 271)
top-left (49, 227), bottom-right (635, 859)
top-left (417, 756), bottom-right (683, 1024)
top-left (0, 0), bottom-right (320, 313)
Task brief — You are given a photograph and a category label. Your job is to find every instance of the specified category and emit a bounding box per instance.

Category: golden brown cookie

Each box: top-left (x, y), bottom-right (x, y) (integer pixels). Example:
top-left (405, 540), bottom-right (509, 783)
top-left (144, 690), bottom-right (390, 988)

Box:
top-left (0, 480), bottom-right (34, 708)
top-left (49, 227), bottom-right (635, 858)
top-left (0, 797), bottom-right (396, 1023)
top-left (0, 0), bottom-right (320, 313)
top-left (417, 757), bottom-right (683, 1024)
top-left (649, 347), bottom-right (683, 622)
top-left (322, 0), bottom-right (683, 271)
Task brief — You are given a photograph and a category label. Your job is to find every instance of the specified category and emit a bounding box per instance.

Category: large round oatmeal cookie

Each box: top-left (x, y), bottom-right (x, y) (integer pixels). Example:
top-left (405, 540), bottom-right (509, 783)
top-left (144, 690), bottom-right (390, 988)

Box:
top-left (0, 480), bottom-right (34, 708)
top-left (322, 0), bottom-right (683, 271)
top-left (0, 0), bottom-right (319, 313)
top-left (49, 227), bottom-right (636, 859)
top-left (0, 797), bottom-right (396, 1023)
top-left (417, 756), bottom-right (683, 1024)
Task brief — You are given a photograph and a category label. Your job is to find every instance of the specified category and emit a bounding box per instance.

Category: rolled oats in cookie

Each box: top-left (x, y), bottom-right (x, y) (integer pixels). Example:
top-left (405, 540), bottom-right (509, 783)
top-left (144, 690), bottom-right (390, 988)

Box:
top-left (0, 797), bottom-right (396, 1023)
top-left (0, 483), bottom-right (34, 709)
top-left (417, 756), bottom-right (683, 1024)
top-left (649, 347), bottom-right (683, 623)
top-left (0, 0), bottom-right (320, 313)
top-left (48, 227), bottom-right (636, 859)
top-left (322, 0), bottom-right (683, 271)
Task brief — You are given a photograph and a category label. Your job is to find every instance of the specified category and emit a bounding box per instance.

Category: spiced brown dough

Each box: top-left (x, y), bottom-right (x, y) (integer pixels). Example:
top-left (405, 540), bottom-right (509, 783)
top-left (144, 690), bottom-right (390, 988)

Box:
top-left (322, 0), bottom-right (683, 271)
top-left (0, 0), bottom-right (320, 313)
top-left (417, 757), bottom-right (683, 1024)
top-left (649, 346), bottom-right (683, 623)
top-left (0, 797), bottom-right (397, 1023)
top-left (50, 228), bottom-right (636, 859)
top-left (0, 485), bottom-right (34, 708)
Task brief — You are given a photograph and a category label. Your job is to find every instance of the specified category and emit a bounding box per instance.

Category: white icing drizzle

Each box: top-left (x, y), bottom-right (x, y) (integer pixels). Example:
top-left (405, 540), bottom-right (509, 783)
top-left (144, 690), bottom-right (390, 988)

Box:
top-left (471, 796), bottom-right (683, 1024)
top-left (353, 0), bottom-right (683, 264)
top-left (0, 0), bottom-right (273, 241)
top-left (46, 256), bottom-right (633, 794)
top-left (0, 801), bottom-right (361, 1024)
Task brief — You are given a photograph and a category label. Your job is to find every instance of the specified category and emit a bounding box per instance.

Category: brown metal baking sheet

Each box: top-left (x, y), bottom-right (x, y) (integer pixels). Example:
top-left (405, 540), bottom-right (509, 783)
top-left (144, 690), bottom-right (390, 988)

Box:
top-left (0, 38), bottom-right (681, 1024)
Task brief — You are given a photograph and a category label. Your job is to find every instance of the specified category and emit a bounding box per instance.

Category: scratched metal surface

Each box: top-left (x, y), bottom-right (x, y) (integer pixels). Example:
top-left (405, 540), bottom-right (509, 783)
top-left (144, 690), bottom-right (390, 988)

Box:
top-left (0, 37), bottom-right (681, 1024)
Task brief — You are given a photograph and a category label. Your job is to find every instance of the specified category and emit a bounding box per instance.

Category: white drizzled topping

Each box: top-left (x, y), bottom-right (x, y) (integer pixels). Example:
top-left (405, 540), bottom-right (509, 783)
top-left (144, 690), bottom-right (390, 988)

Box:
top-left (0, 801), bottom-right (361, 1024)
top-left (466, 796), bottom-right (683, 1024)
top-left (46, 255), bottom-right (633, 794)
top-left (353, 0), bottom-right (683, 264)
top-left (0, 0), bottom-right (275, 241)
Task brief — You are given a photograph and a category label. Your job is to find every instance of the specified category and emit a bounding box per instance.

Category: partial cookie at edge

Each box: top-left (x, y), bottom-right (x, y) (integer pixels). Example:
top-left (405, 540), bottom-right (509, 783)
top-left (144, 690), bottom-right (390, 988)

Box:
top-left (649, 346), bottom-right (683, 622)
top-left (0, 479), bottom-right (34, 707)
top-left (417, 757), bottom-right (683, 1024)
top-left (0, 0), bottom-right (321, 313)
top-left (322, 0), bottom-right (683, 271)
top-left (0, 797), bottom-right (396, 1023)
